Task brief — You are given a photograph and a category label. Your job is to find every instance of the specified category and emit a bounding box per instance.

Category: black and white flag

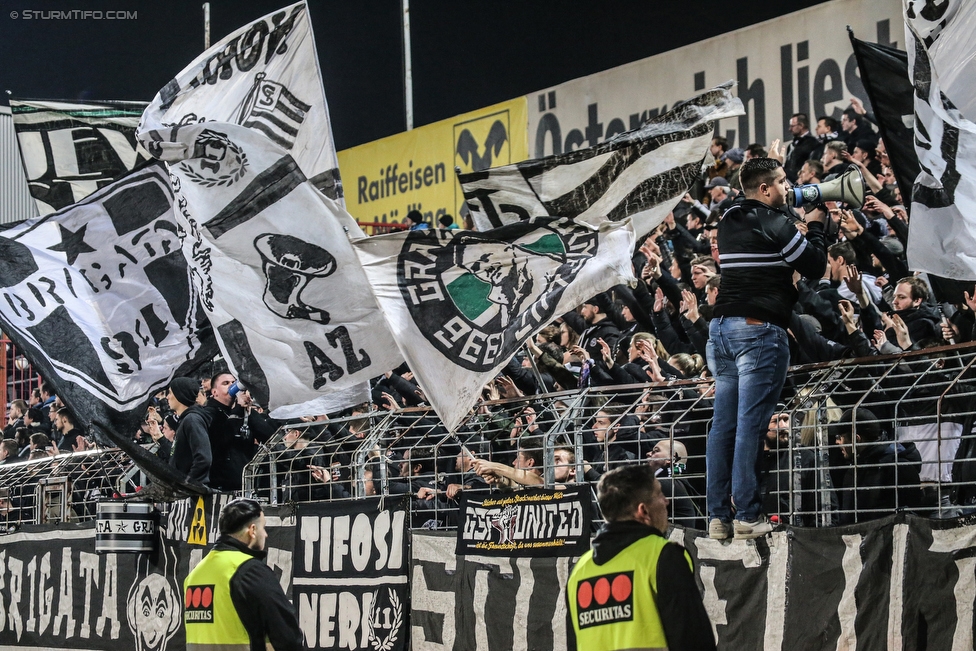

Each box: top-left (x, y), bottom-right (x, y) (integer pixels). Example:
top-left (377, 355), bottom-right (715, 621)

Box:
top-left (847, 33), bottom-right (919, 204)
top-left (152, 122), bottom-right (402, 417)
top-left (10, 99), bottom-right (151, 215)
top-left (458, 84), bottom-right (743, 237)
top-left (905, 1), bottom-right (976, 280)
top-left (138, 2), bottom-right (343, 203)
top-left (354, 217), bottom-right (635, 430)
top-left (0, 163), bottom-right (217, 483)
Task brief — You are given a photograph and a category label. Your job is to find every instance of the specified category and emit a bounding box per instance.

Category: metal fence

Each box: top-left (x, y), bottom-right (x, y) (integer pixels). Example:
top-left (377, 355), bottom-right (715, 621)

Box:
top-left (0, 447), bottom-right (140, 528)
top-left (4, 343), bottom-right (976, 531)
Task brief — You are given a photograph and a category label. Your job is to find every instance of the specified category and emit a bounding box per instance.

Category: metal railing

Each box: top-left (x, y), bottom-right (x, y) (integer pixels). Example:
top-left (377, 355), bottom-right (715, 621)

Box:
top-left (4, 343), bottom-right (976, 531)
top-left (0, 446), bottom-right (139, 529)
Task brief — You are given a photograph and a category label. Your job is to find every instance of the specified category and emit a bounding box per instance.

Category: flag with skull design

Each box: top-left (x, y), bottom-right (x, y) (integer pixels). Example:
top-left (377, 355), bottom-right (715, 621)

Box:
top-left (138, 1), bottom-right (397, 414)
top-left (145, 121), bottom-right (403, 415)
top-left (354, 217), bottom-right (636, 430)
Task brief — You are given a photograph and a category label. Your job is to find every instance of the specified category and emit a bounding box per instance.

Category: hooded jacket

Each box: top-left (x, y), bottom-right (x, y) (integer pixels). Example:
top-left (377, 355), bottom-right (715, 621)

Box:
top-left (170, 404), bottom-right (214, 486)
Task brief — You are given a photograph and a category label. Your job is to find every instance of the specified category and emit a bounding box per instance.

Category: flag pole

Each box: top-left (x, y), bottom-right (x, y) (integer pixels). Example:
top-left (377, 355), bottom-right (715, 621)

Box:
top-left (203, 3), bottom-right (210, 50)
top-left (402, 0), bottom-right (413, 131)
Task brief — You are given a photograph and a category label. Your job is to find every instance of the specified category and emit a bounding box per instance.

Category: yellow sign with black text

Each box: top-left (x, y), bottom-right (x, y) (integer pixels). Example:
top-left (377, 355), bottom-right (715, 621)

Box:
top-left (337, 98), bottom-right (528, 231)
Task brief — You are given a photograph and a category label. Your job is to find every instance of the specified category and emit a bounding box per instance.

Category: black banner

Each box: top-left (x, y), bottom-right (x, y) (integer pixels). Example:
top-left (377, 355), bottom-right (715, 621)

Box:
top-left (847, 31), bottom-right (918, 205)
top-left (457, 488), bottom-right (591, 557)
top-left (293, 497), bottom-right (410, 651)
top-left (5, 509), bottom-right (976, 651)
top-left (417, 514), bottom-right (976, 651)
top-left (0, 497), bottom-right (294, 651)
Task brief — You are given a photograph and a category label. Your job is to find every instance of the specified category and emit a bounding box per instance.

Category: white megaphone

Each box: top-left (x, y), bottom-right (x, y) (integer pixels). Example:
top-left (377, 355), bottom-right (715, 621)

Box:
top-left (788, 166), bottom-right (866, 209)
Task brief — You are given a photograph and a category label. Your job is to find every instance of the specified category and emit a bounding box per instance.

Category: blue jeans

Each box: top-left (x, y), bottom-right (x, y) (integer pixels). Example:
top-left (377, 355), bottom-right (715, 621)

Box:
top-left (706, 316), bottom-right (790, 523)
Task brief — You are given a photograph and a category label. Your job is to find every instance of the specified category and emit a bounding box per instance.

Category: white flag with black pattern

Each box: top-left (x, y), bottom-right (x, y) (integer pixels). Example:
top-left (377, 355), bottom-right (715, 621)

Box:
top-left (152, 121), bottom-right (402, 416)
top-left (138, 2), bottom-right (345, 204)
top-left (0, 163), bottom-right (217, 461)
top-left (354, 218), bottom-right (636, 430)
top-left (10, 99), bottom-right (151, 216)
top-left (458, 83), bottom-right (744, 238)
top-left (904, 1), bottom-right (976, 280)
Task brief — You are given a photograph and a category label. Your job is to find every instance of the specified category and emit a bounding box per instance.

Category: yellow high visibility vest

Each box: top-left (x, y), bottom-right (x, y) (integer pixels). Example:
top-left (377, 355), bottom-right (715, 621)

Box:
top-left (567, 533), bottom-right (683, 651)
top-left (184, 548), bottom-right (253, 651)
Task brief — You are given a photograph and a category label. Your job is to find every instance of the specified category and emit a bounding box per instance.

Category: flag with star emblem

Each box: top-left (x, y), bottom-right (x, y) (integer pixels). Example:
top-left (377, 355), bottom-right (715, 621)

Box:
top-left (458, 83), bottom-right (744, 238)
top-left (0, 162), bottom-right (218, 488)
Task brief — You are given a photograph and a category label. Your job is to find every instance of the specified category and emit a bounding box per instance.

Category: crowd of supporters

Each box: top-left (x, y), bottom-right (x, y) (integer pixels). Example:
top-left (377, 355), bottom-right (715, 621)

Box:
top-left (4, 98), bottom-right (976, 530)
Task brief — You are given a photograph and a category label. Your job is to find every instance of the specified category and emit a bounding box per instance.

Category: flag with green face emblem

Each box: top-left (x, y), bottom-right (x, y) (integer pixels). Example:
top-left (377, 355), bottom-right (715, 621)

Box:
top-left (354, 217), bottom-right (636, 430)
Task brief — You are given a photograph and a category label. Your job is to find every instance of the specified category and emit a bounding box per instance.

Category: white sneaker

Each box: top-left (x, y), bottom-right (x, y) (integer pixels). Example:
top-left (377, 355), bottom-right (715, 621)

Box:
top-left (708, 518), bottom-right (731, 540)
top-left (733, 517), bottom-right (773, 540)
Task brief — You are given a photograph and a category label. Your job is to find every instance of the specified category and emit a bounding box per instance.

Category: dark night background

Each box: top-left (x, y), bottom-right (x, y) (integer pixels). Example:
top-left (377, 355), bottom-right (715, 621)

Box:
top-left (0, 0), bottom-right (830, 151)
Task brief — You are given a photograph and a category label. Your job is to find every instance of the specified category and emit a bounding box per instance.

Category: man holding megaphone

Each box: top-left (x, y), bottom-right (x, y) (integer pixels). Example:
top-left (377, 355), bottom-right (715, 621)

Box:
top-left (706, 157), bottom-right (830, 540)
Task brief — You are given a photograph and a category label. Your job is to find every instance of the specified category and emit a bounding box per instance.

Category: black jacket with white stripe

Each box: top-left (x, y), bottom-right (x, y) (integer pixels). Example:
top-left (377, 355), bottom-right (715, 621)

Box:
top-left (713, 197), bottom-right (828, 330)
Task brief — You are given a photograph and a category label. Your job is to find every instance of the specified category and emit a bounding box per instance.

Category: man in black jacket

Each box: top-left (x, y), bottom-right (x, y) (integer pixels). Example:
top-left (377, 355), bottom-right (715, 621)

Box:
top-left (567, 292), bottom-right (622, 361)
top-left (706, 157), bottom-right (828, 540)
top-left (207, 372), bottom-right (277, 492)
top-left (167, 377), bottom-right (213, 489)
top-left (183, 499), bottom-right (303, 651)
top-left (784, 113), bottom-right (820, 183)
top-left (566, 465), bottom-right (715, 651)
top-left (832, 408), bottom-right (923, 524)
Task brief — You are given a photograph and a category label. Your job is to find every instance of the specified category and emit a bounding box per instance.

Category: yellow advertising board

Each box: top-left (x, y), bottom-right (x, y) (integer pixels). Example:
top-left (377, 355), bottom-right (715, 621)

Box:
top-left (337, 97), bottom-right (528, 231)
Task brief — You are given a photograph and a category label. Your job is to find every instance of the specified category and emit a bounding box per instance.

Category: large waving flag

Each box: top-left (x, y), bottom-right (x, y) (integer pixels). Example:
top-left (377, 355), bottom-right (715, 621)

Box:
top-left (10, 99), bottom-right (151, 215)
top-left (904, 1), bottom-right (976, 280)
top-left (142, 121), bottom-right (402, 416)
top-left (354, 218), bottom-right (636, 430)
top-left (458, 83), bottom-right (743, 237)
top-left (138, 2), bottom-right (343, 203)
top-left (138, 2), bottom-right (398, 415)
top-left (847, 31), bottom-right (919, 205)
top-left (0, 163), bottom-right (218, 489)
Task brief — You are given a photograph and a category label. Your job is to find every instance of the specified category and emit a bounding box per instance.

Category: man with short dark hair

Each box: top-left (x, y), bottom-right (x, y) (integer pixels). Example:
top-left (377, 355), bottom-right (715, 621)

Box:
top-left (0, 439), bottom-right (19, 465)
top-left (784, 113), bottom-right (819, 183)
top-left (566, 465), bottom-right (715, 651)
top-left (206, 372), bottom-right (276, 492)
top-left (888, 276), bottom-right (941, 345)
top-left (707, 136), bottom-right (730, 181)
top-left (840, 107), bottom-right (876, 151)
top-left (797, 159), bottom-right (824, 185)
top-left (831, 409), bottom-right (923, 524)
top-left (52, 407), bottom-right (85, 453)
top-left (811, 115), bottom-right (841, 161)
top-left (3, 400), bottom-right (27, 438)
top-left (183, 499), bottom-right (303, 651)
top-left (707, 157), bottom-right (828, 540)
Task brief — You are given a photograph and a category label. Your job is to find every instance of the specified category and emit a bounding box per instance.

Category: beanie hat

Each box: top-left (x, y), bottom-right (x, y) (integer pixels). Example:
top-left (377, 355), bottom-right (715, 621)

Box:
top-left (169, 377), bottom-right (200, 407)
top-left (584, 292), bottom-right (613, 315)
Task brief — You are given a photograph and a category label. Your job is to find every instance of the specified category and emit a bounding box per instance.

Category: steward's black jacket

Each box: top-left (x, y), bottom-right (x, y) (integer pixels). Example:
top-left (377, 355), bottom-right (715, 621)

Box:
top-left (217, 536), bottom-right (305, 651)
top-left (713, 197), bottom-right (828, 329)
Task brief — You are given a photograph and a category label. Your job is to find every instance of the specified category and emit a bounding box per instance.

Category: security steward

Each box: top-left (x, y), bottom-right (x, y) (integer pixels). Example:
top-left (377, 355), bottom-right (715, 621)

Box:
top-left (183, 499), bottom-right (304, 651)
top-left (566, 465), bottom-right (715, 651)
